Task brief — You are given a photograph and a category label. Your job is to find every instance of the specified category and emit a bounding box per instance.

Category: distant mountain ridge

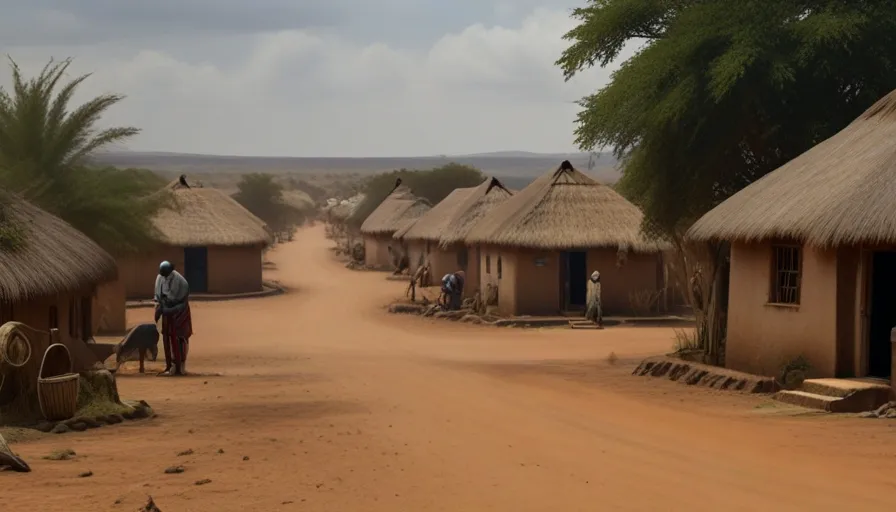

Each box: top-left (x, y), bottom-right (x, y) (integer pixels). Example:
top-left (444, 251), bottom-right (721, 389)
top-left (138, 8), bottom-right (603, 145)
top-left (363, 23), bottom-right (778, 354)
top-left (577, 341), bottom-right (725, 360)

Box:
top-left (89, 150), bottom-right (621, 185)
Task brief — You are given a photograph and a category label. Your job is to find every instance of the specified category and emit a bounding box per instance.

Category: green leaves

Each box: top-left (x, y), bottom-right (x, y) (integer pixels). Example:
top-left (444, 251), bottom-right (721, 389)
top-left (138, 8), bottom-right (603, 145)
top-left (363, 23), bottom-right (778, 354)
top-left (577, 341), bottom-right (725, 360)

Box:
top-left (559, 0), bottom-right (896, 235)
top-left (233, 173), bottom-right (305, 235)
top-left (0, 57), bottom-right (159, 254)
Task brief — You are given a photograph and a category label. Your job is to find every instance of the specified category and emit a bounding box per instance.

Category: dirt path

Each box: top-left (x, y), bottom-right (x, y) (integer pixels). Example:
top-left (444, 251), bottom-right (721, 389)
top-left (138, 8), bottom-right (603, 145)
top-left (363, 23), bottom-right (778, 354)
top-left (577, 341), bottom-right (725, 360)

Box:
top-left (3, 225), bottom-right (896, 511)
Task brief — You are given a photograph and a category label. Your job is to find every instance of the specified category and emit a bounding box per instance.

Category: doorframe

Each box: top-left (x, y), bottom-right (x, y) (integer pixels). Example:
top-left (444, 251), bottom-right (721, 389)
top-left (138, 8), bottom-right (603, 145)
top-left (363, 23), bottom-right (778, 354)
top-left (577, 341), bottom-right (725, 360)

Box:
top-left (856, 249), bottom-right (871, 378)
top-left (559, 251), bottom-right (570, 311)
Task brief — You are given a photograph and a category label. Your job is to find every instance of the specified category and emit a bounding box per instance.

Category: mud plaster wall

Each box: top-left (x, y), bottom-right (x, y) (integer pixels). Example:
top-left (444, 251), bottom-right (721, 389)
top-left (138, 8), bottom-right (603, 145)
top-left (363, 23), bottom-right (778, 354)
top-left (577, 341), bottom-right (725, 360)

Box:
top-left (512, 249), bottom-right (561, 316)
top-left (2, 287), bottom-right (97, 344)
top-left (406, 240), bottom-right (427, 276)
top-left (364, 235), bottom-right (394, 269)
top-left (428, 245), bottom-right (461, 285)
top-left (726, 242), bottom-right (837, 377)
top-left (93, 279), bottom-right (127, 334)
top-left (478, 245), bottom-right (516, 315)
top-left (586, 249), bottom-right (663, 315)
top-left (207, 245), bottom-right (264, 294)
top-left (118, 246), bottom-right (184, 299)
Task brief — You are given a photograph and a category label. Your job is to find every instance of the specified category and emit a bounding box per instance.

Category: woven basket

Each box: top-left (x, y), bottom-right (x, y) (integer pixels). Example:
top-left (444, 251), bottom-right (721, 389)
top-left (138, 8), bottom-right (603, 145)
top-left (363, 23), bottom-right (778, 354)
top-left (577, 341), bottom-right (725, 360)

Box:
top-left (38, 343), bottom-right (80, 421)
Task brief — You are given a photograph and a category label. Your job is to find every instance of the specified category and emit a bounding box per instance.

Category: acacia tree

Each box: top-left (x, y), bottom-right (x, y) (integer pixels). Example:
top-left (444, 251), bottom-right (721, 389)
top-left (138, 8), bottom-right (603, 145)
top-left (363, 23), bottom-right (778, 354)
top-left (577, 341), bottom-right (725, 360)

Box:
top-left (557, 1), bottom-right (896, 361)
top-left (233, 173), bottom-right (304, 240)
top-left (0, 58), bottom-right (167, 254)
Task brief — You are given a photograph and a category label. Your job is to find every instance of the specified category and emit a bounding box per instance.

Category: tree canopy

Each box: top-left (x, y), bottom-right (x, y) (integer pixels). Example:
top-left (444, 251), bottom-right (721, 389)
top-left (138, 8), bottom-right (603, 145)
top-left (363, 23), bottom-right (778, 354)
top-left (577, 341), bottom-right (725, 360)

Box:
top-left (0, 58), bottom-right (167, 254)
top-left (557, 0), bottom-right (896, 235)
top-left (233, 173), bottom-right (305, 236)
top-left (348, 163), bottom-right (484, 228)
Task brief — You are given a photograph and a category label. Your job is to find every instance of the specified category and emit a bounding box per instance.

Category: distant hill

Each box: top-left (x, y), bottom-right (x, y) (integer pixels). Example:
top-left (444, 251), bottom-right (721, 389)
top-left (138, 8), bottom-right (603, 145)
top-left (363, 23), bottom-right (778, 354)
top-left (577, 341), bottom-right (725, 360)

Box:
top-left (89, 150), bottom-right (622, 185)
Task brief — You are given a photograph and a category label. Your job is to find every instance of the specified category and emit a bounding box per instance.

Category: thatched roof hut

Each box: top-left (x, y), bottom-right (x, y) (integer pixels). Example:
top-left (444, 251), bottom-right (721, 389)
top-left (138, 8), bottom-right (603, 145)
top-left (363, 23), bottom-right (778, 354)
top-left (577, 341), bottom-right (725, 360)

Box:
top-left (465, 161), bottom-right (660, 252)
top-left (688, 90), bottom-right (896, 247)
top-left (0, 193), bottom-right (117, 303)
top-left (393, 188), bottom-right (474, 241)
top-left (440, 177), bottom-right (513, 248)
top-left (359, 185), bottom-right (431, 236)
top-left (153, 179), bottom-right (272, 247)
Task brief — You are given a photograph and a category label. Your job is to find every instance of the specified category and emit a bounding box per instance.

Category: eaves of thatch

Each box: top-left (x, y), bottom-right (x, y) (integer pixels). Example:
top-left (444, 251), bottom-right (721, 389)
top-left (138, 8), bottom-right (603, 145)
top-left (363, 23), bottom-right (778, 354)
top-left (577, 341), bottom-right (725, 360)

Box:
top-left (152, 179), bottom-right (272, 247)
top-left (464, 161), bottom-right (663, 252)
top-left (0, 192), bottom-right (117, 303)
top-left (688, 89), bottom-right (896, 247)
top-left (359, 185), bottom-right (431, 236)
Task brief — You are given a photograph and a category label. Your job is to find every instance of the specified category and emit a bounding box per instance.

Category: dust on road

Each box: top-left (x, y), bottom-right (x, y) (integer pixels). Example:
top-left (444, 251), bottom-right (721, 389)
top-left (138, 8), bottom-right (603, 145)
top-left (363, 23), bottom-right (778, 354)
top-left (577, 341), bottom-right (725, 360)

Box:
top-left (2, 225), bottom-right (895, 511)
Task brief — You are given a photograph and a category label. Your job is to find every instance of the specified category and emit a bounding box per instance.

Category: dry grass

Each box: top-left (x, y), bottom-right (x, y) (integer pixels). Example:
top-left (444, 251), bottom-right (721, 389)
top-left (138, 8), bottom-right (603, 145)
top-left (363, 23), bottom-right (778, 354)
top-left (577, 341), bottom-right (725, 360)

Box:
top-left (688, 89), bottom-right (896, 246)
top-left (465, 162), bottom-right (666, 252)
top-left (439, 177), bottom-right (513, 248)
top-left (628, 289), bottom-right (663, 316)
top-left (152, 179), bottom-right (272, 247)
top-left (0, 192), bottom-right (117, 302)
top-left (672, 328), bottom-right (700, 352)
top-left (395, 187), bottom-right (477, 241)
top-left (360, 186), bottom-right (431, 235)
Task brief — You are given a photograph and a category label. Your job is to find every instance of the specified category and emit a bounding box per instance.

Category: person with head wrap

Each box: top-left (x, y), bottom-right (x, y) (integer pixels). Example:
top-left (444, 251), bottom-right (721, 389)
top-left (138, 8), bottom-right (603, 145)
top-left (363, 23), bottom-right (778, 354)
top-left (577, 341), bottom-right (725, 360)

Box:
top-left (585, 270), bottom-right (603, 328)
top-left (154, 261), bottom-right (193, 375)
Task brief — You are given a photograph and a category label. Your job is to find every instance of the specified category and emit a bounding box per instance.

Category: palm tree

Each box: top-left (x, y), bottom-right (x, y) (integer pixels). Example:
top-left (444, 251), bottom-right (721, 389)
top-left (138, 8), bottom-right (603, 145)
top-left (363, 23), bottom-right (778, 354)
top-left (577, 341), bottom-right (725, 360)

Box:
top-left (0, 58), bottom-right (167, 254)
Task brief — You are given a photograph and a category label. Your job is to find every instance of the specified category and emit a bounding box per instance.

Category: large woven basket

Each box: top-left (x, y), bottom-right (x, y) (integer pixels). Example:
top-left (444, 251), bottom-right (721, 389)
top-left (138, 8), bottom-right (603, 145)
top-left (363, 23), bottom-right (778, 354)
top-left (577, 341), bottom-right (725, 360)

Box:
top-left (38, 343), bottom-right (80, 421)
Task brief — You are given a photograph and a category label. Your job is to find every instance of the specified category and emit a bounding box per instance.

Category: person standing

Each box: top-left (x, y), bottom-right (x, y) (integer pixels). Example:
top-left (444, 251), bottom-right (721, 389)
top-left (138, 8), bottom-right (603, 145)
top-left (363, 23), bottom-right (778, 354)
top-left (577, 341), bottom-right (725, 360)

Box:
top-left (585, 270), bottom-right (603, 328)
top-left (154, 261), bottom-right (193, 376)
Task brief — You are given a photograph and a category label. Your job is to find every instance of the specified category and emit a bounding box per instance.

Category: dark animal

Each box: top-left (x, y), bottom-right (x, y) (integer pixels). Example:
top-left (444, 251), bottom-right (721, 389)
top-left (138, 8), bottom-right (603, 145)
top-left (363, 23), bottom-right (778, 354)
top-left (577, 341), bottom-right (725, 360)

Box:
top-left (115, 323), bottom-right (160, 374)
top-left (178, 175), bottom-right (190, 188)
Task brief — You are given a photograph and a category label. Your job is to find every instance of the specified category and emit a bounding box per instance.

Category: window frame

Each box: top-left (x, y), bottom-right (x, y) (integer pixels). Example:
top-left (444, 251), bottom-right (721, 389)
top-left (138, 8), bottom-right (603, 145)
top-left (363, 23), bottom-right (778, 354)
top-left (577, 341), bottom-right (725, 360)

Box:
top-left (769, 243), bottom-right (802, 306)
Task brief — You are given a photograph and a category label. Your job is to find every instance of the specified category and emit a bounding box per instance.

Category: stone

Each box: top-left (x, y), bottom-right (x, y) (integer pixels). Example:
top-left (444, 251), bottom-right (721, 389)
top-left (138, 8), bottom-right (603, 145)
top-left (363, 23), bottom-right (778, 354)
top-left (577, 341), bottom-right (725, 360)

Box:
top-left (195, 479), bottom-right (212, 486)
top-left (885, 409), bottom-right (896, 419)
top-left (106, 414), bottom-right (124, 424)
top-left (78, 470), bottom-right (93, 478)
top-left (858, 411), bottom-right (878, 418)
top-left (68, 422), bottom-right (88, 432)
top-left (51, 423), bottom-right (71, 434)
top-left (164, 465), bottom-right (185, 474)
top-left (34, 421), bottom-right (55, 433)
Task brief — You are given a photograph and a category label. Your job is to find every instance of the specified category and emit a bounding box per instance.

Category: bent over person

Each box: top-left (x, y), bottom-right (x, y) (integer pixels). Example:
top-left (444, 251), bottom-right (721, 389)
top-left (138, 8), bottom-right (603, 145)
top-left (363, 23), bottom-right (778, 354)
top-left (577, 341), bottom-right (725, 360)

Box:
top-left (154, 261), bottom-right (193, 376)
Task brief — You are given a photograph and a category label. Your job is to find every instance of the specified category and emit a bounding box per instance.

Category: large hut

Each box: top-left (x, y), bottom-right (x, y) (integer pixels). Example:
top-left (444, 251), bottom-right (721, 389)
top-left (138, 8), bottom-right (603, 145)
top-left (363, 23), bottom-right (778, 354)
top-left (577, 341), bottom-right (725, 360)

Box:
top-left (394, 177), bottom-right (512, 296)
top-left (116, 178), bottom-right (272, 304)
top-left (465, 161), bottom-right (666, 316)
top-left (0, 192), bottom-right (117, 346)
top-left (688, 90), bottom-right (896, 380)
top-left (359, 183), bottom-right (431, 269)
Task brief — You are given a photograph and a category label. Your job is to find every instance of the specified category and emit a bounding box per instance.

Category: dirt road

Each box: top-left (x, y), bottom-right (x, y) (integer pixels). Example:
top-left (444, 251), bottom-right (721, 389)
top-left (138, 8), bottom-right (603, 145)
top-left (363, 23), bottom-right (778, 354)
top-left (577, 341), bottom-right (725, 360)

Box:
top-left (3, 225), bottom-right (896, 511)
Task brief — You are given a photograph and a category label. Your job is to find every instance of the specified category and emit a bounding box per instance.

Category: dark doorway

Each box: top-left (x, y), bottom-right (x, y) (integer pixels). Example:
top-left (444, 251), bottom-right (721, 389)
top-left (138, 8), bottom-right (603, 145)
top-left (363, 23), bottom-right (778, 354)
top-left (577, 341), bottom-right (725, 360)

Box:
top-left (563, 251), bottom-right (588, 309)
top-left (457, 247), bottom-right (469, 270)
top-left (184, 247), bottom-right (209, 293)
top-left (868, 251), bottom-right (896, 378)
top-left (80, 296), bottom-right (92, 341)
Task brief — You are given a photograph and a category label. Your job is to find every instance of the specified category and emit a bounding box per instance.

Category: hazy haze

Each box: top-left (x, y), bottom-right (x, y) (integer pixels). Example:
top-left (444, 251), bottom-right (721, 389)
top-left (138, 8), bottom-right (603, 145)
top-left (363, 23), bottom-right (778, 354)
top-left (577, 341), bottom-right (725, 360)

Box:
top-left (0, 1), bottom-right (633, 157)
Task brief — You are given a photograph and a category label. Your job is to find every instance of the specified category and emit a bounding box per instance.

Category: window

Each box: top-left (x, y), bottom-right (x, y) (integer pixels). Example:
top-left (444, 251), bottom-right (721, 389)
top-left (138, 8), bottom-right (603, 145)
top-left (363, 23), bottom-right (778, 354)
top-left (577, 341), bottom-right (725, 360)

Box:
top-left (48, 306), bottom-right (58, 330)
top-left (770, 244), bottom-right (801, 304)
top-left (486, 255), bottom-right (491, 274)
top-left (497, 256), bottom-right (502, 279)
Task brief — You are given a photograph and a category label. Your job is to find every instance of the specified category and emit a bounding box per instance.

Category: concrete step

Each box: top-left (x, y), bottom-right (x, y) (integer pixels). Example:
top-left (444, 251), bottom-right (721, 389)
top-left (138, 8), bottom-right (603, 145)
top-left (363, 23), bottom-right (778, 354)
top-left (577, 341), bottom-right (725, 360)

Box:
top-left (568, 320), bottom-right (601, 330)
top-left (774, 380), bottom-right (893, 413)
top-left (773, 390), bottom-right (841, 412)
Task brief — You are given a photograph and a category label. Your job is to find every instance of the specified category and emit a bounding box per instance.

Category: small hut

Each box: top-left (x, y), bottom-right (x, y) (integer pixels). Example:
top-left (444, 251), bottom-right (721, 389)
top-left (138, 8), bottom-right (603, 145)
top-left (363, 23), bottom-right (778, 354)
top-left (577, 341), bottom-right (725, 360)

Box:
top-left (394, 177), bottom-right (513, 296)
top-left (0, 192), bottom-right (117, 345)
top-left (359, 184), bottom-right (430, 269)
top-left (688, 89), bottom-right (896, 380)
top-left (116, 178), bottom-right (272, 302)
top-left (465, 161), bottom-right (666, 316)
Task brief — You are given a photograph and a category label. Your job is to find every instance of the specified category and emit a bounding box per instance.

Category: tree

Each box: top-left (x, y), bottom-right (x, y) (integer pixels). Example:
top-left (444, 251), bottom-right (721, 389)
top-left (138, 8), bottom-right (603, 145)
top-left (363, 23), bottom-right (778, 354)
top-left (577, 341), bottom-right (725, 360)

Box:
top-left (348, 163), bottom-right (484, 229)
top-left (557, 1), bottom-right (896, 361)
top-left (0, 58), bottom-right (167, 254)
top-left (233, 173), bottom-right (304, 238)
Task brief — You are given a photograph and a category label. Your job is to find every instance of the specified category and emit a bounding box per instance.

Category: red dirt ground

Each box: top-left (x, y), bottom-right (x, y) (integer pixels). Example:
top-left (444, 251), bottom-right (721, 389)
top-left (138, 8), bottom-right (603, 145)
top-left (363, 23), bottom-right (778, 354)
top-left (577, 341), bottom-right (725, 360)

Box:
top-left (3, 225), bottom-right (896, 511)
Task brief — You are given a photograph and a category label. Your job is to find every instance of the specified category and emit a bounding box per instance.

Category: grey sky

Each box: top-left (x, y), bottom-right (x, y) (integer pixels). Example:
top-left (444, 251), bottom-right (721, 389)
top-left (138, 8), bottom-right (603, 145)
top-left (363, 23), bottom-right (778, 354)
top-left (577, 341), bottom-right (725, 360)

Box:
top-left (0, 0), bottom-right (629, 157)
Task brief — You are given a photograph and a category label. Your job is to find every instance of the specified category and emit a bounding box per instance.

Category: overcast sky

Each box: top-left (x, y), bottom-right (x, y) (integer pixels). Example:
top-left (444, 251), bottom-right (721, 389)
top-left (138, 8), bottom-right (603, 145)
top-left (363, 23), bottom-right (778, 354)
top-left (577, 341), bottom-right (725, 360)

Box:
top-left (0, 1), bottom-right (630, 157)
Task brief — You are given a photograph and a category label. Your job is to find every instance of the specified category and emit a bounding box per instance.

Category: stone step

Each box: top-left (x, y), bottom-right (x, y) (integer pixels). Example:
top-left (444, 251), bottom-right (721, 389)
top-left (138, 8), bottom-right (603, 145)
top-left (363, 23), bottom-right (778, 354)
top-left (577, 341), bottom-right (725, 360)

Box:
top-left (773, 390), bottom-right (841, 412)
top-left (774, 381), bottom-right (893, 413)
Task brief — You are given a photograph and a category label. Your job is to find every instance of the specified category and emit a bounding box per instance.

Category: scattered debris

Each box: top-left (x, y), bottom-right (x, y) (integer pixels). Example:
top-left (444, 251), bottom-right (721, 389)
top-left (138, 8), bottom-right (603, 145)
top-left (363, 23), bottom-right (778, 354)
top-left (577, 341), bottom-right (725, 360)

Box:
top-left (217, 449), bottom-right (225, 454)
top-left (860, 401), bottom-right (896, 418)
top-left (177, 449), bottom-right (194, 456)
top-left (44, 448), bottom-right (77, 461)
top-left (141, 496), bottom-right (162, 512)
top-left (164, 465), bottom-right (185, 474)
top-left (78, 470), bottom-right (93, 478)
top-left (242, 456), bottom-right (250, 461)
top-left (195, 478), bottom-right (212, 486)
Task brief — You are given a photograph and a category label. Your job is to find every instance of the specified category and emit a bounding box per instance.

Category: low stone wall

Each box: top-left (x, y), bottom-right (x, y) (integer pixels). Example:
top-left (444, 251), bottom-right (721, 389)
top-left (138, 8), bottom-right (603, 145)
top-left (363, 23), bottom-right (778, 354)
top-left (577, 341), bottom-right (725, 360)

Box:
top-left (32, 400), bottom-right (154, 434)
top-left (632, 356), bottom-right (778, 394)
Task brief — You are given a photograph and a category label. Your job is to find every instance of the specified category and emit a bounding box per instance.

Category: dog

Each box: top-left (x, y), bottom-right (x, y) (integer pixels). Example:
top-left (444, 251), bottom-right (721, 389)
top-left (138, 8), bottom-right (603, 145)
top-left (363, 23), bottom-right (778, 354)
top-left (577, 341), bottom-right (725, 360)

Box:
top-left (115, 323), bottom-right (160, 374)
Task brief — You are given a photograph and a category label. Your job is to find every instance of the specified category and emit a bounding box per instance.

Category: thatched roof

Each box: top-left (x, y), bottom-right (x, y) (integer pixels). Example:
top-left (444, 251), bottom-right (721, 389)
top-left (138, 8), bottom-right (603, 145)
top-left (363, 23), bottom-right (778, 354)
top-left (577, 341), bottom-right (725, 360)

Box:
top-left (152, 179), bottom-right (272, 247)
top-left (360, 185), bottom-right (431, 235)
top-left (688, 90), bottom-right (896, 246)
top-left (395, 177), bottom-right (513, 246)
top-left (465, 161), bottom-right (662, 252)
top-left (0, 193), bottom-right (117, 303)
top-left (394, 187), bottom-right (476, 241)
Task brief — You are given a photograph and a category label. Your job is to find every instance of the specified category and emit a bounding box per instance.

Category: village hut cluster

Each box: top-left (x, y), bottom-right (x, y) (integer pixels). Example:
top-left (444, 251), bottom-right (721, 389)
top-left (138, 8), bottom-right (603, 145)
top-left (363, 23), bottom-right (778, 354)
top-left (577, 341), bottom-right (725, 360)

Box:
top-left (0, 175), bottom-right (271, 428)
top-left (348, 161), bottom-right (673, 317)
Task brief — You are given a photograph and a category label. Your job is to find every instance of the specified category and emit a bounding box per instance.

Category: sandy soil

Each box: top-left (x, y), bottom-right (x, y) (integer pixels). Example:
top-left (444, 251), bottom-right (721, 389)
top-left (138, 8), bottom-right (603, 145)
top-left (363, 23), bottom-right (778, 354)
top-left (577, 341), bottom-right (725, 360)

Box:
top-left (3, 225), bottom-right (896, 511)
